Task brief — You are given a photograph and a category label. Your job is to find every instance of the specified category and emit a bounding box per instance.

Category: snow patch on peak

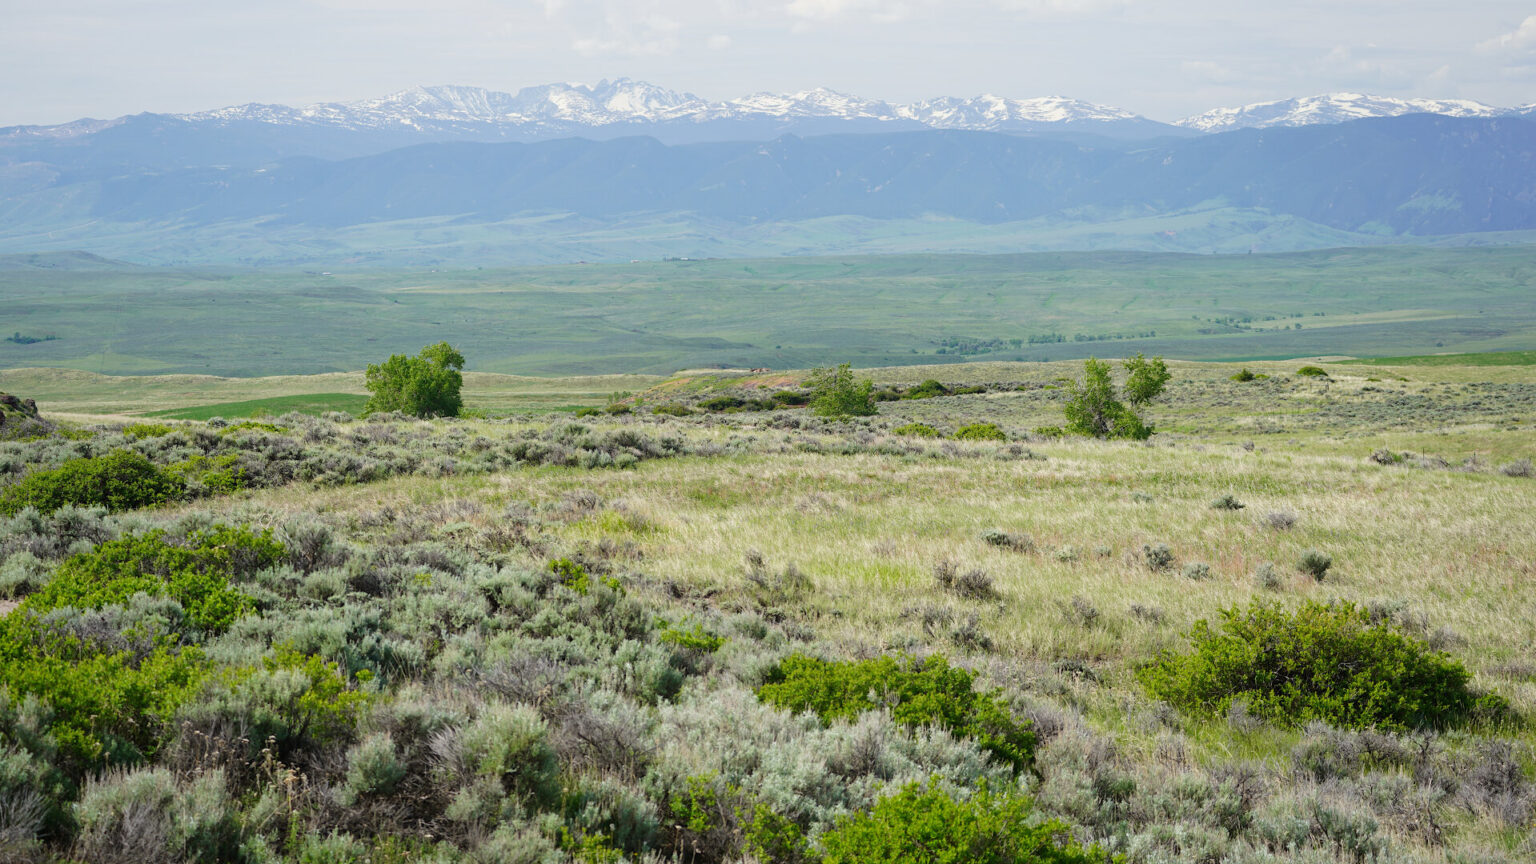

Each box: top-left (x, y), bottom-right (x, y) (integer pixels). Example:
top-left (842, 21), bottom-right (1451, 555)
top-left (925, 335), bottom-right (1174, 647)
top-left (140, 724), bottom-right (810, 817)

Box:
top-left (1177, 92), bottom-right (1508, 132)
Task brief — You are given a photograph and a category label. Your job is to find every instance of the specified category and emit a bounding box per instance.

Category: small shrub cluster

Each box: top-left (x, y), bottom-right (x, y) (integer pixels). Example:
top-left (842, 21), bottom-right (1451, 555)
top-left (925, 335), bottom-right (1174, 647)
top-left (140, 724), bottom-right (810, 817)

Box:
top-left (757, 654), bottom-right (1036, 773)
top-left (821, 781), bottom-right (1101, 864)
top-left (954, 422), bottom-right (1007, 441)
top-left (1298, 549), bottom-right (1333, 580)
top-left (1140, 600), bottom-right (1502, 731)
top-left (981, 529), bottom-right (1033, 553)
top-left (933, 560), bottom-right (998, 600)
top-left (0, 450), bottom-right (184, 516)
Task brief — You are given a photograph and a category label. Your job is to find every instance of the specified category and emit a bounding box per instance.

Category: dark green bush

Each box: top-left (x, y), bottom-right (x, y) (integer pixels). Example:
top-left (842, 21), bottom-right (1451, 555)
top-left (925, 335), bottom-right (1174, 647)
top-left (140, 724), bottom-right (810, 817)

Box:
top-left (0, 450), bottom-right (184, 516)
top-left (770, 390), bottom-right (810, 406)
top-left (1298, 549), bottom-right (1333, 580)
top-left (1296, 365), bottom-right (1330, 378)
top-left (820, 781), bottom-right (1099, 864)
top-left (954, 423), bottom-right (1006, 441)
top-left (903, 379), bottom-right (950, 400)
top-left (28, 526), bottom-right (282, 633)
top-left (1140, 600), bottom-right (1500, 731)
top-left (757, 654), bottom-right (1035, 772)
top-left (651, 403), bottom-right (693, 416)
top-left (891, 423), bottom-right (942, 438)
top-left (1230, 368), bottom-right (1258, 382)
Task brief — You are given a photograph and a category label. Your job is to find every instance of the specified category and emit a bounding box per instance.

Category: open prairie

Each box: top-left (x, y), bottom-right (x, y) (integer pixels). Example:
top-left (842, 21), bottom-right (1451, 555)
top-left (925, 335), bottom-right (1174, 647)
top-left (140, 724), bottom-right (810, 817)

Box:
top-left (3, 351), bottom-right (1534, 863)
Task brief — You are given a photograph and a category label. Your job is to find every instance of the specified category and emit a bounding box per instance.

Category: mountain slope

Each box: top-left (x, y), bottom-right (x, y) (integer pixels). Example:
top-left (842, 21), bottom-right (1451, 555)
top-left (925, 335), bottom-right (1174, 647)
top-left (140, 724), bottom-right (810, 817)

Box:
top-left (39, 116), bottom-right (1535, 237)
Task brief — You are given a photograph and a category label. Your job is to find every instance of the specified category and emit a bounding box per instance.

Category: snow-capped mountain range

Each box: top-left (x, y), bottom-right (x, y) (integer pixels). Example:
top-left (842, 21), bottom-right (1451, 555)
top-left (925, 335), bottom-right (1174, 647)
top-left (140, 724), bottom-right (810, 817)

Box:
top-left (176, 78), bottom-right (1149, 134)
top-left (1177, 92), bottom-right (1530, 132)
top-left (171, 80), bottom-right (1536, 134)
top-left (4, 79), bottom-right (1533, 147)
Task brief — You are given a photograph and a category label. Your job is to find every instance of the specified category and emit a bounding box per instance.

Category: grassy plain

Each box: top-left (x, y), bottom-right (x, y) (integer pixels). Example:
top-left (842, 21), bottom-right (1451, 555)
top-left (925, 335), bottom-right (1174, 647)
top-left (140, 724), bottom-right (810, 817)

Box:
top-left (142, 359), bottom-right (1536, 859)
top-left (4, 352), bottom-right (1536, 861)
top-left (3, 246), bottom-right (1535, 377)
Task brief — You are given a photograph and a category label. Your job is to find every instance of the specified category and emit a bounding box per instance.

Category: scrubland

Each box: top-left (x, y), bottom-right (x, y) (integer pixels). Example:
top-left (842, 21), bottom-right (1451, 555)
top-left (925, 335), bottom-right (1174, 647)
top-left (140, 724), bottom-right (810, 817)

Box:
top-left (0, 357), bottom-right (1533, 863)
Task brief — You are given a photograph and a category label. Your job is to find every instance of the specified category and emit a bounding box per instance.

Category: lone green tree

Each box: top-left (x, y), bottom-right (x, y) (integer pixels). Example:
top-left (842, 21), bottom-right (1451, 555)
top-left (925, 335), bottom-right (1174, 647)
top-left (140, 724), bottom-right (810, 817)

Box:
top-left (364, 342), bottom-right (465, 418)
top-left (1061, 353), bottom-right (1169, 440)
top-left (806, 363), bottom-right (877, 418)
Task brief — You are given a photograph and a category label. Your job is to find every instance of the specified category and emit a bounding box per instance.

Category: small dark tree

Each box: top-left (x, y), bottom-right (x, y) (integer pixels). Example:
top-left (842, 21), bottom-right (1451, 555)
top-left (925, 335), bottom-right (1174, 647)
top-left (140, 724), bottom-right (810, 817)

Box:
top-left (1061, 354), bottom-right (1168, 440)
top-left (806, 363), bottom-right (877, 418)
top-left (363, 342), bottom-right (465, 418)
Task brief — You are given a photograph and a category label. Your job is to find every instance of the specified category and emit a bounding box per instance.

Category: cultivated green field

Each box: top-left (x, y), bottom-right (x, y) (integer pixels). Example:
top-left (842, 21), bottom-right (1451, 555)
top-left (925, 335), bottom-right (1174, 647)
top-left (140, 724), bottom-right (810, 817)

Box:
top-left (3, 246), bottom-right (1534, 377)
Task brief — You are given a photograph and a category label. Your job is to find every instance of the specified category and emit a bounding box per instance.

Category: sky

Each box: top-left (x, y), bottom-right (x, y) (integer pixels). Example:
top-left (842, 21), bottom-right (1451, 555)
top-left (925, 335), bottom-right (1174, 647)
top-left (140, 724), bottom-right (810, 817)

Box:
top-left (3, 1), bottom-right (1535, 126)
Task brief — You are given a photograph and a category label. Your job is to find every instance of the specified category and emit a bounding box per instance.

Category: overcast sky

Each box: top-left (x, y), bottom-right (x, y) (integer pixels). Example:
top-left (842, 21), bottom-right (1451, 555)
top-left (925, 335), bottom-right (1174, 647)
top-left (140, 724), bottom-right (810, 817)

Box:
top-left (4, 1), bottom-right (1535, 125)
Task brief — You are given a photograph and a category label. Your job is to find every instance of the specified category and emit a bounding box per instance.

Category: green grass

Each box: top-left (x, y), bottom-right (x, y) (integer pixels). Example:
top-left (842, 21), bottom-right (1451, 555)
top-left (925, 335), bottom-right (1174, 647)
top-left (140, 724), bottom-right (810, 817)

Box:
top-left (144, 393), bottom-right (372, 420)
top-left (1340, 350), bottom-right (1536, 367)
top-left (3, 247), bottom-right (1535, 377)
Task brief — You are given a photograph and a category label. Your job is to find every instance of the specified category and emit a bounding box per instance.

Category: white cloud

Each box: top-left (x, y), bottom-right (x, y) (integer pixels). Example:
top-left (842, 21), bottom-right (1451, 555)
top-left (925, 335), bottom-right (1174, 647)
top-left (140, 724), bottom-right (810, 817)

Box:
top-left (1477, 15), bottom-right (1536, 56)
top-left (707, 33), bottom-right (733, 50)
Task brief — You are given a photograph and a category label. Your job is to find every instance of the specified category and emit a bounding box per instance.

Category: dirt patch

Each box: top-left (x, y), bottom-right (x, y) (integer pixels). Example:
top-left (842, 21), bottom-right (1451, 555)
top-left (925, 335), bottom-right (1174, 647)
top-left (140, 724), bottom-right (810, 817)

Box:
top-left (0, 599), bottom-right (19, 618)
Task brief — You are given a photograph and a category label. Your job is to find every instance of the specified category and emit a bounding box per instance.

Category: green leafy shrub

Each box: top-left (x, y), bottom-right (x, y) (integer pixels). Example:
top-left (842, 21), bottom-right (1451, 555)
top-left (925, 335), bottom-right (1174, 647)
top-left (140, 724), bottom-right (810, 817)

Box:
top-left (0, 628), bottom-right (208, 771)
top-left (121, 422), bottom-right (175, 440)
top-left (0, 527), bottom-right (283, 771)
top-left (954, 423), bottom-right (1006, 441)
top-left (195, 648), bottom-right (370, 757)
top-left (659, 621), bottom-right (726, 653)
top-left (1229, 368), bottom-right (1258, 382)
top-left (0, 450), bottom-right (184, 516)
top-left (806, 363), bottom-right (878, 418)
top-left (771, 390), bottom-right (810, 406)
top-left (1296, 365), bottom-right (1330, 378)
top-left (892, 422), bottom-right (942, 438)
top-left (1140, 600), bottom-right (1500, 731)
top-left (1060, 354), bottom-right (1168, 440)
top-left (757, 654), bottom-right (1035, 772)
top-left (28, 526), bottom-right (282, 633)
top-left (364, 341), bottom-right (465, 418)
top-left (1210, 494), bottom-right (1245, 510)
top-left (651, 403), bottom-right (693, 417)
top-left (169, 452), bottom-right (248, 495)
top-left (820, 781), bottom-right (1099, 864)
